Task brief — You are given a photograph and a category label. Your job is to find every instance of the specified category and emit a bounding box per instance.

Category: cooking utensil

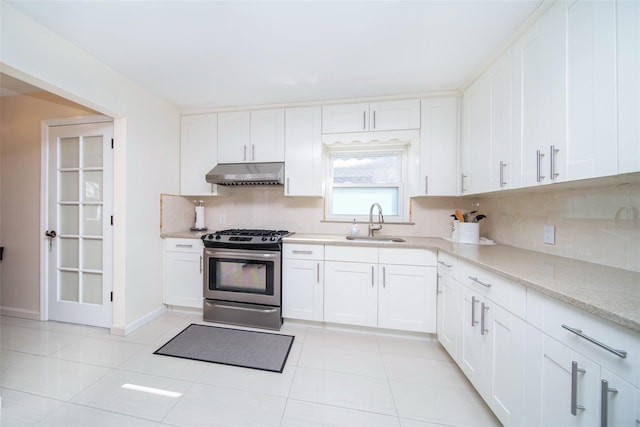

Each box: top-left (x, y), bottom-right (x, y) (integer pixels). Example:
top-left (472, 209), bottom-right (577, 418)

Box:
top-left (454, 209), bottom-right (465, 222)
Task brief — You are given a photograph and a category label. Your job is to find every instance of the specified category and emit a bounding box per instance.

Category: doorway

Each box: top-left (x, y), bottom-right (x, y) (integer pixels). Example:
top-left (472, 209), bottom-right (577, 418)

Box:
top-left (43, 118), bottom-right (114, 327)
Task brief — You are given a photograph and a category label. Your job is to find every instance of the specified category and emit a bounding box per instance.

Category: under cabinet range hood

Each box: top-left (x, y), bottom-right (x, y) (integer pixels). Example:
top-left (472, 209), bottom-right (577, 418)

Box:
top-left (205, 162), bottom-right (285, 186)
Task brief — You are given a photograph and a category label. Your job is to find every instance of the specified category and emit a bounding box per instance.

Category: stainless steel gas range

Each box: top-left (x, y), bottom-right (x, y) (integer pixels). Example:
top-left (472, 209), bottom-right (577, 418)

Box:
top-left (201, 229), bottom-right (292, 330)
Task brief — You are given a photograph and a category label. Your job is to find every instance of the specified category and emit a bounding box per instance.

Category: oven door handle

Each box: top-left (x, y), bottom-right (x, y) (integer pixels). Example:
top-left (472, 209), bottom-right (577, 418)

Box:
top-left (214, 303), bottom-right (279, 314)
top-left (206, 250), bottom-right (279, 261)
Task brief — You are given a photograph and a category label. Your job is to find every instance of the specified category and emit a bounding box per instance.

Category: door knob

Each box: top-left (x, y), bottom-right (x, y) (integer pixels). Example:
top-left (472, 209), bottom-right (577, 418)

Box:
top-left (45, 230), bottom-right (57, 239)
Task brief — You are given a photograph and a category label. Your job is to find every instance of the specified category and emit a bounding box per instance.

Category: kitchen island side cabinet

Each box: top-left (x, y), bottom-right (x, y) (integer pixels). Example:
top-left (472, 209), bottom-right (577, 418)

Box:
top-left (324, 245), bottom-right (436, 333)
top-left (282, 243), bottom-right (324, 321)
top-left (217, 109), bottom-right (285, 163)
top-left (321, 99), bottom-right (420, 134)
top-left (284, 107), bottom-right (323, 197)
top-left (180, 114), bottom-right (227, 196)
top-left (163, 238), bottom-right (204, 308)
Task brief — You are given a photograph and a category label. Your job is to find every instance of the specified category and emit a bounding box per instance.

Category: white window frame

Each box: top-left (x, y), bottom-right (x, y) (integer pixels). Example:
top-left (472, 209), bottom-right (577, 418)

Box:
top-left (325, 142), bottom-right (409, 222)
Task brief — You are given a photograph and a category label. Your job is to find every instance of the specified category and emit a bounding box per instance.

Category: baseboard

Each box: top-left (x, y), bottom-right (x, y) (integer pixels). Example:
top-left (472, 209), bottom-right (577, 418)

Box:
top-left (0, 306), bottom-right (40, 320)
top-left (110, 305), bottom-right (167, 336)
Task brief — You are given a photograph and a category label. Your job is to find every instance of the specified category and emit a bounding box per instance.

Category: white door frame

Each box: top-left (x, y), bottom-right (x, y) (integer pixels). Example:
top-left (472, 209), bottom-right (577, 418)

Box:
top-left (39, 115), bottom-right (113, 323)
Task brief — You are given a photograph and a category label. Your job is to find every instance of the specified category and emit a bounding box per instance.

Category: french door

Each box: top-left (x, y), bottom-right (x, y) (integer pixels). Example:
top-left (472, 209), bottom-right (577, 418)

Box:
top-left (46, 120), bottom-right (113, 327)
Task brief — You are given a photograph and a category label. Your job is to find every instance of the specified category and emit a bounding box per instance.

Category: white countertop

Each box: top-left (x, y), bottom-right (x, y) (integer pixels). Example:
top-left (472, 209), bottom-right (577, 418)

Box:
top-left (284, 233), bottom-right (640, 334)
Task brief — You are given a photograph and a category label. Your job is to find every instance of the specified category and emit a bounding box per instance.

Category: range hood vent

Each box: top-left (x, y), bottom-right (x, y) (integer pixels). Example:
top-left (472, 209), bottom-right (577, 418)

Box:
top-left (205, 162), bottom-right (285, 186)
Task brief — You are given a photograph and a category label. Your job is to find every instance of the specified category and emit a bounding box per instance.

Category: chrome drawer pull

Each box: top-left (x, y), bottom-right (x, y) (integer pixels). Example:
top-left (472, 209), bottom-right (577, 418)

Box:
top-left (571, 361), bottom-right (586, 415)
top-left (481, 302), bottom-right (489, 335)
top-left (438, 260), bottom-right (453, 268)
top-left (471, 296), bottom-right (479, 326)
top-left (562, 325), bottom-right (627, 358)
top-left (291, 250), bottom-right (313, 255)
top-left (600, 379), bottom-right (618, 427)
top-left (468, 276), bottom-right (492, 288)
top-left (175, 244), bottom-right (193, 248)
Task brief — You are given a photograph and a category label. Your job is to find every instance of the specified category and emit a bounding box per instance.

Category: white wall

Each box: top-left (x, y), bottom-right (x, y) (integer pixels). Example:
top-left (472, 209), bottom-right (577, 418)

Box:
top-left (0, 3), bottom-right (181, 332)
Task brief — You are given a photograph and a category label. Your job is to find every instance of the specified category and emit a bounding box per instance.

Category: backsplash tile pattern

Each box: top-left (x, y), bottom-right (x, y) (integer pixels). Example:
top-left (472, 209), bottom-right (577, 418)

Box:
top-left (479, 182), bottom-right (640, 272)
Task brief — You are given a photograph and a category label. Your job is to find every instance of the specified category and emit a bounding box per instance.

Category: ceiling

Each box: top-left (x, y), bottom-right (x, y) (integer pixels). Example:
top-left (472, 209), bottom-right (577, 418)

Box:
top-left (5, 0), bottom-right (542, 112)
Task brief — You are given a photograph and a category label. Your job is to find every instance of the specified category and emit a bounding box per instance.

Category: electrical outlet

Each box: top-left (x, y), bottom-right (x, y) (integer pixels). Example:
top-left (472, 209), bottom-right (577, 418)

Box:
top-left (219, 215), bottom-right (226, 225)
top-left (543, 224), bottom-right (555, 245)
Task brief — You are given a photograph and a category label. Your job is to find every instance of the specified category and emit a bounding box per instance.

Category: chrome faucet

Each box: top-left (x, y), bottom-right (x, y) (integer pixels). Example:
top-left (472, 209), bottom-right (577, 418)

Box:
top-left (368, 203), bottom-right (384, 237)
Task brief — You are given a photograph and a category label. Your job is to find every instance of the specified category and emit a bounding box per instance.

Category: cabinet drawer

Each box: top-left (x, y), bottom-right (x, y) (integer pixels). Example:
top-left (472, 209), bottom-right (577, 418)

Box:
top-left (379, 248), bottom-right (436, 266)
top-left (325, 245), bottom-right (378, 263)
top-left (165, 238), bottom-right (204, 253)
top-left (544, 297), bottom-right (640, 388)
top-left (459, 261), bottom-right (526, 318)
top-left (437, 251), bottom-right (458, 277)
top-left (283, 243), bottom-right (324, 260)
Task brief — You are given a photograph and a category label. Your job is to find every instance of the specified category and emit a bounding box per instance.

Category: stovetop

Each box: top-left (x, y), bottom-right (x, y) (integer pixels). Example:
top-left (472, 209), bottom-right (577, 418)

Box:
top-left (201, 229), bottom-right (292, 249)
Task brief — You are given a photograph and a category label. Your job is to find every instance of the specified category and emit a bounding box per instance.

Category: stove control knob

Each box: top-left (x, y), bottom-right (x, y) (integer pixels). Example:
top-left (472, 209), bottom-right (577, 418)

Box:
top-left (270, 236), bottom-right (277, 241)
top-left (262, 236), bottom-right (268, 241)
top-left (215, 235), bottom-right (221, 240)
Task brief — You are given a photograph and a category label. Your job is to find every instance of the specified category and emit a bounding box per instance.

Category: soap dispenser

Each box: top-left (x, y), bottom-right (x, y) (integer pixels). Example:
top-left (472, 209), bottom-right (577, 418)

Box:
top-left (351, 219), bottom-right (359, 236)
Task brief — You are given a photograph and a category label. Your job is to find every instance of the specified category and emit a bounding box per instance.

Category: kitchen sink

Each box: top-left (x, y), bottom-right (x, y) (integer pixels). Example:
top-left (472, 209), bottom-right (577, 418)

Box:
top-left (346, 235), bottom-right (406, 243)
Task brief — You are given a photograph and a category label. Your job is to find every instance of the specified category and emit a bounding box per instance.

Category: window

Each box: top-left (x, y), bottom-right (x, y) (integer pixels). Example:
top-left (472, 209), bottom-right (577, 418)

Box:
top-left (325, 145), bottom-right (408, 222)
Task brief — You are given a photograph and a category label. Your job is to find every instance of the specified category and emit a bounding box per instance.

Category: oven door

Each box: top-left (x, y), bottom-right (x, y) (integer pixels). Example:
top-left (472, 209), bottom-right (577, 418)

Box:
top-left (203, 247), bottom-right (281, 306)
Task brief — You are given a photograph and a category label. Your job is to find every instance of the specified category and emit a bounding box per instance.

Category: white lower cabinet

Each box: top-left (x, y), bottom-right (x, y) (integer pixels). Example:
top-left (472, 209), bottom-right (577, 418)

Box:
top-left (324, 245), bottom-right (437, 332)
top-left (282, 244), bottom-right (324, 321)
top-left (163, 238), bottom-right (204, 308)
top-left (436, 261), bottom-right (461, 361)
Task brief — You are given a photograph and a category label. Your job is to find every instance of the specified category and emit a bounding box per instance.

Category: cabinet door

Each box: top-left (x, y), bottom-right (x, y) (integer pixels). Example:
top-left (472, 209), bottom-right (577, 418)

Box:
top-left (617, 0), bottom-right (640, 174)
top-left (417, 97), bottom-right (458, 196)
top-left (461, 74), bottom-right (491, 195)
top-left (217, 111), bottom-right (251, 163)
top-left (164, 251), bottom-right (203, 308)
top-left (540, 336), bottom-right (599, 427)
top-left (180, 114), bottom-right (219, 196)
top-left (516, 2), bottom-right (567, 187)
top-left (489, 52), bottom-right (512, 191)
top-left (284, 107), bottom-right (323, 196)
top-left (436, 272), bottom-right (460, 361)
top-left (600, 369), bottom-right (637, 427)
top-left (282, 258), bottom-right (323, 321)
top-left (322, 103), bottom-right (369, 133)
top-left (324, 261), bottom-right (377, 327)
top-left (369, 99), bottom-right (420, 131)
top-left (250, 108), bottom-right (285, 162)
top-left (566, 0), bottom-right (617, 181)
top-left (484, 305), bottom-right (526, 426)
top-left (378, 264), bottom-right (436, 333)
top-left (460, 287), bottom-right (484, 388)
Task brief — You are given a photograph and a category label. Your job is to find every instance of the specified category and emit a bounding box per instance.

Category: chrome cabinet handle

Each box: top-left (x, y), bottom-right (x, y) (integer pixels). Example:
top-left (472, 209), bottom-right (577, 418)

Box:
top-left (481, 302), bottom-right (489, 335)
top-left (461, 174), bottom-right (467, 194)
top-left (438, 260), bottom-right (453, 268)
top-left (372, 110), bottom-right (376, 129)
top-left (243, 144), bottom-right (247, 161)
top-left (252, 144), bottom-right (255, 161)
top-left (292, 250), bottom-right (313, 255)
top-left (317, 262), bottom-right (320, 283)
top-left (571, 361), bottom-right (586, 415)
top-left (468, 276), bottom-right (492, 288)
top-left (471, 296), bottom-right (479, 326)
top-left (383, 266), bottom-right (386, 288)
top-left (425, 176), bottom-right (428, 195)
top-left (176, 244), bottom-right (193, 248)
top-left (363, 111), bottom-right (367, 130)
top-left (601, 380), bottom-right (618, 427)
top-left (286, 177), bottom-right (290, 194)
top-left (371, 265), bottom-right (374, 287)
top-left (550, 145), bottom-right (560, 180)
top-left (200, 256), bottom-right (203, 274)
top-left (562, 324), bottom-right (628, 358)
top-left (499, 161), bottom-right (507, 188)
top-left (536, 150), bottom-right (546, 182)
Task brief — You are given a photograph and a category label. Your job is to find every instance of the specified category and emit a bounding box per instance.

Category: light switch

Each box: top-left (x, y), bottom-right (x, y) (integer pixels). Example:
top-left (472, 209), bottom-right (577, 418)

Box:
top-left (543, 225), bottom-right (555, 245)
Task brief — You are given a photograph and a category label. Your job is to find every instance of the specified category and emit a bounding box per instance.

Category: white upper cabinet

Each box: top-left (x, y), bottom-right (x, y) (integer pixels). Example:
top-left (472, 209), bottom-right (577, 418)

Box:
top-left (512, 1), bottom-right (567, 187)
top-left (617, 0), bottom-right (640, 174)
top-left (416, 97), bottom-right (459, 196)
top-left (284, 107), bottom-right (323, 197)
top-left (217, 109), bottom-right (284, 163)
top-left (489, 52), bottom-right (512, 191)
top-left (566, 0), bottom-right (617, 181)
top-left (461, 74), bottom-right (492, 195)
top-left (180, 114), bottom-right (226, 196)
top-left (322, 99), bottom-right (420, 133)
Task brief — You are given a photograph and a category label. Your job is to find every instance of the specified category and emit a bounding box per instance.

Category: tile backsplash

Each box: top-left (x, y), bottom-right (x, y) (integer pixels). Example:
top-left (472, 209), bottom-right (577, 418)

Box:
top-left (162, 179), bottom-right (639, 272)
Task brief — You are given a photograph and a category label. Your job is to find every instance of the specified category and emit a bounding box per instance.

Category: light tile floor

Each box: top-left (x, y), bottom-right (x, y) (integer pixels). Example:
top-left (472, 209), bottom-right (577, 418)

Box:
top-left (0, 311), bottom-right (500, 427)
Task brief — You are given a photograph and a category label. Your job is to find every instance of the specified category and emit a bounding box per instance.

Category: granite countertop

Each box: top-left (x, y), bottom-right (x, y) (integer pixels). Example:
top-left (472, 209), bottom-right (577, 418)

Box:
top-left (161, 230), bottom-right (210, 239)
top-left (284, 233), bottom-right (640, 334)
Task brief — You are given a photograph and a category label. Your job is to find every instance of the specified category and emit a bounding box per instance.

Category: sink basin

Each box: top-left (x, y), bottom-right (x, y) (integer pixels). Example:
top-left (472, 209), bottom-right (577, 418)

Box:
top-left (346, 235), bottom-right (406, 243)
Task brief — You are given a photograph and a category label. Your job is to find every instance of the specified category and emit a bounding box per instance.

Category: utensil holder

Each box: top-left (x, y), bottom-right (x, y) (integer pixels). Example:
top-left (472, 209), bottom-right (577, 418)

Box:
top-left (453, 221), bottom-right (480, 244)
